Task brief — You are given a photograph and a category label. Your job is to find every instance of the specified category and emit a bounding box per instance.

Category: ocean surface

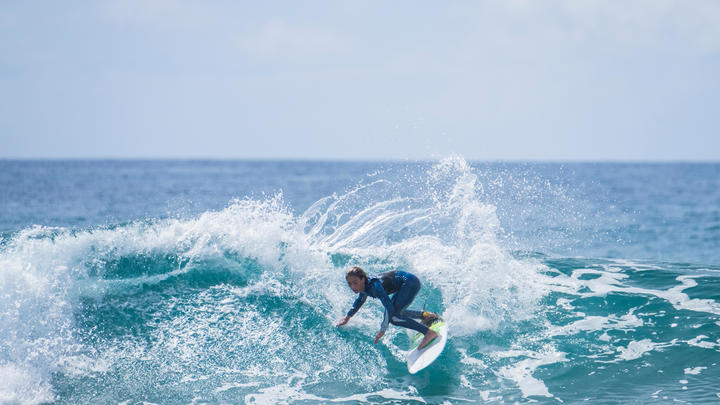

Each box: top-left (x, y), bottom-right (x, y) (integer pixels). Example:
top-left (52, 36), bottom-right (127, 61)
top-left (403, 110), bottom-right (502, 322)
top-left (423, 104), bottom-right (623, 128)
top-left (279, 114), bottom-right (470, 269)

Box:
top-left (1, 157), bottom-right (719, 404)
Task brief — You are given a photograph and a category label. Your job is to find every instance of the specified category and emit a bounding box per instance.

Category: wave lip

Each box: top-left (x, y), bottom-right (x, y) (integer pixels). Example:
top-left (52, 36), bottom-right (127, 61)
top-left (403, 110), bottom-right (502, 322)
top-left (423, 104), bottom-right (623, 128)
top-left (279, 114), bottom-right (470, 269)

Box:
top-left (0, 194), bottom-right (315, 404)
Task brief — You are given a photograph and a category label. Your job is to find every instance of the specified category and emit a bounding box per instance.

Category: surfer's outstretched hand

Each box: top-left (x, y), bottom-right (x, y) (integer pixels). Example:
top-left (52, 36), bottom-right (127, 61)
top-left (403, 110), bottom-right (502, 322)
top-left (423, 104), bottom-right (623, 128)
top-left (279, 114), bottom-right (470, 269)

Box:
top-left (374, 330), bottom-right (385, 344)
top-left (335, 316), bottom-right (350, 327)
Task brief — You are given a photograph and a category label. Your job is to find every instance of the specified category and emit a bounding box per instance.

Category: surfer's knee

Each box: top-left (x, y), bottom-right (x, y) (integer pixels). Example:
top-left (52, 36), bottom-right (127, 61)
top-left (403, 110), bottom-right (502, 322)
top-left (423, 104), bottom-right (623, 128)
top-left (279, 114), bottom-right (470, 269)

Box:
top-left (390, 315), bottom-right (404, 326)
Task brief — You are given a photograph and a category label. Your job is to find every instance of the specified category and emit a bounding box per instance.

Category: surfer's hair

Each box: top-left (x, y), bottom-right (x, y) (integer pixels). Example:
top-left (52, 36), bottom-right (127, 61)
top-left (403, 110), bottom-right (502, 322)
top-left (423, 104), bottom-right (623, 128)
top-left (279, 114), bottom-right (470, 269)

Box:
top-left (346, 266), bottom-right (367, 280)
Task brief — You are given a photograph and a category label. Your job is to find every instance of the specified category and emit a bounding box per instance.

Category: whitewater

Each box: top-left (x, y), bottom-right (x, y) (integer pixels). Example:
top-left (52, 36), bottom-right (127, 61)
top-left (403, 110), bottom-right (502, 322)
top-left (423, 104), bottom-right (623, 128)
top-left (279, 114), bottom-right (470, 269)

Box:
top-left (1, 158), bottom-right (718, 404)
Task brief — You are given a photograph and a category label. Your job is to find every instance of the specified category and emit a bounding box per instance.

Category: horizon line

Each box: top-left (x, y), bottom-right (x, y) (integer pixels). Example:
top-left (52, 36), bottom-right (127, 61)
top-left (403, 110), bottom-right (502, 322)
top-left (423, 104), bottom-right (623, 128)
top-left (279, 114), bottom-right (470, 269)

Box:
top-left (1, 156), bottom-right (719, 164)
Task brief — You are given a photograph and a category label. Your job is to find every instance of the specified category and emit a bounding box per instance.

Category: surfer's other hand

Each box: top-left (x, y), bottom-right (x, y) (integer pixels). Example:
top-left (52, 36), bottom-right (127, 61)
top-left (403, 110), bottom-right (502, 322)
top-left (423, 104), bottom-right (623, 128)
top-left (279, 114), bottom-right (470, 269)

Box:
top-left (335, 316), bottom-right (350, 327)
top-left (374, 330), bottom-right (385, 344)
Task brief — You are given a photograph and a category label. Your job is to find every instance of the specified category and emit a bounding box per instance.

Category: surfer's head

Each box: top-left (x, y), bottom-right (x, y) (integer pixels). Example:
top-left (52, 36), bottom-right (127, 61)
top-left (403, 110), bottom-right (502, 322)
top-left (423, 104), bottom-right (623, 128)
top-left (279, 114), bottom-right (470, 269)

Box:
top-left (346, 266), bottom-right (367, 293)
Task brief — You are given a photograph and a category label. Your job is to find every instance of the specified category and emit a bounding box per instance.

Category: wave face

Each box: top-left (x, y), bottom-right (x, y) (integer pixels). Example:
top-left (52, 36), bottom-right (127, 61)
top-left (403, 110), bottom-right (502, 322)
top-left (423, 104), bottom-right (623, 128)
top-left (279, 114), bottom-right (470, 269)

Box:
top-left (1, 158), bottom-right (719, 404)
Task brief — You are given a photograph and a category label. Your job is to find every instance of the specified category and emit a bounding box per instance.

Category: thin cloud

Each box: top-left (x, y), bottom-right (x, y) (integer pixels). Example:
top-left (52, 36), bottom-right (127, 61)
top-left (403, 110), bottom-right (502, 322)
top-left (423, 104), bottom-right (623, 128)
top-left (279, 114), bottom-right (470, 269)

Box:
top-left (101, 0), bottom-right (214, 29)
top-left (480, 0), bottom-right (720, 52)
top-left (234, 20), bottom-right (348, 59)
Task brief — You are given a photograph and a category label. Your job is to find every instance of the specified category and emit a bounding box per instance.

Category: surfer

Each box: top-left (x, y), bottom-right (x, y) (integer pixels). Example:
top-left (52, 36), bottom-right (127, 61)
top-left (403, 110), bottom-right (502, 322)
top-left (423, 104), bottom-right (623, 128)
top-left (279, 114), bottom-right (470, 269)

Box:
top-left (335, 266), bottom-right (439, 350)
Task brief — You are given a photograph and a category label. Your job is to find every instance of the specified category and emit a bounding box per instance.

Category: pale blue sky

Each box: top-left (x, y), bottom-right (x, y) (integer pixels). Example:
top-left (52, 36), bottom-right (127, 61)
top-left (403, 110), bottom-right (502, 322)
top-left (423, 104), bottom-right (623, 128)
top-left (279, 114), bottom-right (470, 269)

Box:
top-left (1, 1), bottom-right (719, 160)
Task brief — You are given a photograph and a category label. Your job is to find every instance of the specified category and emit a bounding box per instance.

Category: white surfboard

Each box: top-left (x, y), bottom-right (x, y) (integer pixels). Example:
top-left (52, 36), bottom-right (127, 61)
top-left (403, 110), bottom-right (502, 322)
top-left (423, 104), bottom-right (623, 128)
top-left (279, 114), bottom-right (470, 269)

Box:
top-left (406, 319), bottom-right (448, 374)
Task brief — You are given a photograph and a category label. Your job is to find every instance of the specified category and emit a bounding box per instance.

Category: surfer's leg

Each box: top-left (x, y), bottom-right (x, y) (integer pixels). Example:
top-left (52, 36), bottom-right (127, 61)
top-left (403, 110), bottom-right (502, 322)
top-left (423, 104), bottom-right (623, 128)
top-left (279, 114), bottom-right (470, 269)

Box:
top-left (401, 309), bottom-right (424, 319)
top-left (392, 272), bottom-right (421, 312)
top-left (390, 314), bottom-right (429, 334)
top-left (390, 275), bottom-right (439, 348)
top-left (389, 298), bottom-right (429, 333)
top-left (388, 274), bottom-right (429, 334)
top-left (393, 273), bottom-right (440, 326)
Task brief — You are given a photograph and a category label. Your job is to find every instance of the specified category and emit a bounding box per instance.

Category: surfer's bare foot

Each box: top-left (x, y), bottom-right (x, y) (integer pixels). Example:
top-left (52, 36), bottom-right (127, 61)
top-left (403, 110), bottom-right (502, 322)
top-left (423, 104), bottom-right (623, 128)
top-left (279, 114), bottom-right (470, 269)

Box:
top-left (418, 329), bottom-right (439, 350)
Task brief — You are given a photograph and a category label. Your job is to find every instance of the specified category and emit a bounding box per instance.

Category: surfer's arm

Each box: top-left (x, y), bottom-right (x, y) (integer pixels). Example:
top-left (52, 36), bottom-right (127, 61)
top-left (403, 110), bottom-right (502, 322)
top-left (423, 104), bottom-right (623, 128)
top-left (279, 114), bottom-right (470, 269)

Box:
top-left (337, 293), bottom-right (367, 327)
top-left (346, 293), bottom-right (367, 318)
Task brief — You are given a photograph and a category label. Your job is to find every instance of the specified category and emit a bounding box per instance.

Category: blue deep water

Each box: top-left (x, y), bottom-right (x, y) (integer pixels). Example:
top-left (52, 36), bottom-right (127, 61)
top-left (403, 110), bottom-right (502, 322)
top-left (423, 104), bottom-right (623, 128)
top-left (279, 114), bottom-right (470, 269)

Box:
top-left (1, 158), bottom-right (719, 404)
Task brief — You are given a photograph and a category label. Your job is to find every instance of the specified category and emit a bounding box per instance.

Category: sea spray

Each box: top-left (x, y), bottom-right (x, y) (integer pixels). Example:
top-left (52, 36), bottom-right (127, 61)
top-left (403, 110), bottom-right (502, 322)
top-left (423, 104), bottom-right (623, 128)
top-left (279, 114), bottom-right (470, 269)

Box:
top-left (304, 157), bottom-right (550, 336)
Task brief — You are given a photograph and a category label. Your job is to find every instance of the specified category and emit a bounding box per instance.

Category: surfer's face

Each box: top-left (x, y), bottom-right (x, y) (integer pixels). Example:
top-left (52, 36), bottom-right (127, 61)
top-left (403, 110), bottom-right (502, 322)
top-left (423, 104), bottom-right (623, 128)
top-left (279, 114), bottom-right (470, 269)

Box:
top-left (346, 275), bottom-right (365, 293)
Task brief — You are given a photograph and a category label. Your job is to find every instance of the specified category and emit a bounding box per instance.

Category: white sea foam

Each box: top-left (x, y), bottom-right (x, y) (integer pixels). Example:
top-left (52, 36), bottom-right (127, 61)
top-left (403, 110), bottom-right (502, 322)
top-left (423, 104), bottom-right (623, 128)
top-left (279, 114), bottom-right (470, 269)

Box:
top-left (245, 384), bottom-right (430, 405)
top-left (547, 311), bottom-right (643, 337)
top-left (0, 227), bottom-right (83, 403)
top-left (686, 335), bottom-right (720, 349)
top-left (684, 366), bottom-right (707, 375)
top-left (497, 347), bottom-right (568, 398)
top-left (616, 339), bottom-right (656, 361)
top-left (609, 339), bottom-right (677, 362)
top-left (0, 363), bottom-right (55, 404)
top-left (544, 267), bottom-right (720, 317)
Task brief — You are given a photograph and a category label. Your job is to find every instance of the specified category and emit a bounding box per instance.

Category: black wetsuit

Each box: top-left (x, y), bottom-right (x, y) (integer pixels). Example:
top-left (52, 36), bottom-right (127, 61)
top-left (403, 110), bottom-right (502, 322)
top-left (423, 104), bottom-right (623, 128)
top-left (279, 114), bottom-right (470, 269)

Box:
top-left (346, 271), bottom-right (429, 334)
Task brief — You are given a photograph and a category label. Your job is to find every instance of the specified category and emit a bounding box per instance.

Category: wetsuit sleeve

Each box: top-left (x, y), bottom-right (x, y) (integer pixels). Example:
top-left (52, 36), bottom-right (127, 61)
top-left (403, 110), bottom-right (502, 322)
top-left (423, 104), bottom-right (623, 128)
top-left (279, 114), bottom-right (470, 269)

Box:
top-left (346, 293), bottom-right (367, 317)
top-left (369, 280), bottom-right (394, 332)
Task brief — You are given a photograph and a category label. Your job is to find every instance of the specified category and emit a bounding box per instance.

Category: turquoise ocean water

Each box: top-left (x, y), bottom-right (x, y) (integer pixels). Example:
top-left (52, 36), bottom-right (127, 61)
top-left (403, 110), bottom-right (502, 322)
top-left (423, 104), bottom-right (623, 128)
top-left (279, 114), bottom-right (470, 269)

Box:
top-left (1, 157), bottom-right (719, 404)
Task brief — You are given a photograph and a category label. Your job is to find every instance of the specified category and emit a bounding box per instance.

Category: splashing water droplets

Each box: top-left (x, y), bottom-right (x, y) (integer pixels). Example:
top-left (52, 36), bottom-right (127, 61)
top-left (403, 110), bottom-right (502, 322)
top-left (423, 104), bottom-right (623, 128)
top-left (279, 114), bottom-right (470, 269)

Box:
top-left (302, 157), bottom-right (549, 336)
